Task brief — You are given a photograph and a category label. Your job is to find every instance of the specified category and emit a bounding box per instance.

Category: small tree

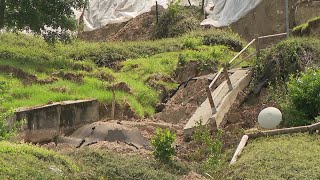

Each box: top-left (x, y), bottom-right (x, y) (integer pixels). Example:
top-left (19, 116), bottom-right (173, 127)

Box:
top-left (0, 0), bottom-right (86, 42)
top-left (151, 128), bottom-right (176, 163)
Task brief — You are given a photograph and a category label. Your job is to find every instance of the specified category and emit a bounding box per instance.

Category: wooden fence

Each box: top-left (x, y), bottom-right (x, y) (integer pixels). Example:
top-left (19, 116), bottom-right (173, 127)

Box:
top-left (205, 32), bottom-right (288, 114)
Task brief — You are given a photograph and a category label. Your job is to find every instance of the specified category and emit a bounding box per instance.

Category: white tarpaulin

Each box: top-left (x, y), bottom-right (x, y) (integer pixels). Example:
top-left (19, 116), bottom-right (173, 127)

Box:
top-left (82, 0), bottom-right (263, 31)
top-left (202, 0), bottom-right (263, 27)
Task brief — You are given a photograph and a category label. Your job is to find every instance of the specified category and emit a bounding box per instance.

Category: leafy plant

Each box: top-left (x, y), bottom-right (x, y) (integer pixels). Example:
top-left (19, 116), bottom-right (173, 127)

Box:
top-left (182, 36), bottom-right (202, 49)
top-left (191, 119), bottom-right (222, 167)
top-left (151, 128), bottom-right (176, 163)
top-left (0, 110), bottom-right (22, 140)
top-left (153, 1), bottom-right (201, 38)
top-left (282, 68), bottom-right (320, 126)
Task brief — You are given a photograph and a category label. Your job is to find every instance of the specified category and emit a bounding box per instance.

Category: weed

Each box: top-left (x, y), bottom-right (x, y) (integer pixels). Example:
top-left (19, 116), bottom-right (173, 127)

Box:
top-left (151, 128), bottom-right (176, 163)
top-left (190, 120), bottom-right (223, 168)
top-left (281, 69), bottom-right (320, 126)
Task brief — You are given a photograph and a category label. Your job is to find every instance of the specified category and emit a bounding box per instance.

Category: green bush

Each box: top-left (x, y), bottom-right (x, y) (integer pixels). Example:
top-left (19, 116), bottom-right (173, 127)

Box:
top-left (182, 36), bottom-right (202, 49)
top-left (254, 37), bottom-right (320, 86)
top-left (151, 128), bottom-right (176, 163)
top-left (191, 120), bottom-right (222, 167)
top-left (153, 2), bottom-right (201, 39)
top-left (282, 69), bottom-right (320, 126)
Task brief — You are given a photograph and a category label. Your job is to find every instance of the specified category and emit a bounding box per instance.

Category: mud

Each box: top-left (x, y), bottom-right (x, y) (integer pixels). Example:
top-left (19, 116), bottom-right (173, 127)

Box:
top-left (52, 71), bottom-right (84, 83)
top-left (220, 88), bottom-right (278, 149)
top-left (0, 65), bottom-right (58, 85)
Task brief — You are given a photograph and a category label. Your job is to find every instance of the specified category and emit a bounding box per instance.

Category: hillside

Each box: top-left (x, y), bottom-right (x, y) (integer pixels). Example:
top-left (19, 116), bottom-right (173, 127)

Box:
top-left (0, 30), bottom-right (244, 119)
top-left (217, 133), bottom-right (320, 179)
top-left (1, 13), bottom-right (320, 179)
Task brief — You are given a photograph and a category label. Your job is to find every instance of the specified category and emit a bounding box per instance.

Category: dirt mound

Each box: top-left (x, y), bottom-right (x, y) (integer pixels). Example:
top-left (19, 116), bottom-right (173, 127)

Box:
top-left (107, 8), bottom-right (158, 41)
top-left (0, 65), bottom-right (57, 85)
top-left (78, 22), bottom-right (127, 42)
top-left (155, 78), bottom-right (208, 124)
top-left (220, 88), bottom-right (278, 148)
top-left (79, 6), bottom-right (162, 42)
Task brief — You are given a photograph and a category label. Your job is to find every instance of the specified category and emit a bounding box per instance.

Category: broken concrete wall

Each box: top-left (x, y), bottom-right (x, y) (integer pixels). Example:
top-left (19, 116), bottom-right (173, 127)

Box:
top-left (14, 100), bottom-right (99, 142)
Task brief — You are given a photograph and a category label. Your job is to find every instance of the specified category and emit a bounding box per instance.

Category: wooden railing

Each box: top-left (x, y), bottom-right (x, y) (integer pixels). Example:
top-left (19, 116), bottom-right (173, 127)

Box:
top-left (206, 32), bottom-right (288, 114)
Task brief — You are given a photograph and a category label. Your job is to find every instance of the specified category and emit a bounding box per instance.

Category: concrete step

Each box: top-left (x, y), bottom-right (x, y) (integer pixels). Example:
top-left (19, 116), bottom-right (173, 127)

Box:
top-left (184, 69), bottom-right (252, 137)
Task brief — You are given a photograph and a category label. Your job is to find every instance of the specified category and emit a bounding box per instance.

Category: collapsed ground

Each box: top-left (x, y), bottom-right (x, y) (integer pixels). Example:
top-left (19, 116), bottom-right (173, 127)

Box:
top-left (1, 15), bottom-right (320, 179)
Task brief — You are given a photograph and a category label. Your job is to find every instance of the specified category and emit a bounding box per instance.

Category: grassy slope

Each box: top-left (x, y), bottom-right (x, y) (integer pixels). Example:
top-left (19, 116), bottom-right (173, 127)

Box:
top-left (0, 30), bottom-right (244, 117)
top-left (0, 141), bottom-right (191, 179)
top-left (0, 142), bottom-right (78, 179)
top-left (222, 133), bottom-right (320, 179)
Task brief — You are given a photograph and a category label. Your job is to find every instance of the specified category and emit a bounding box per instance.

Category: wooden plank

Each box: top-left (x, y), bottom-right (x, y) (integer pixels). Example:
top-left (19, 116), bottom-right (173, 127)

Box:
top-left (258, 32), bottom-right (287, 39)
top-left (111, 89), bottom-right (115, 119)
top-left (205, 85), bottom-right (216, 114)
top-left (247, 126), bottom-right (310, 139)
top-left (223, 64), bottom-right (233, 91)
top-left (230, 135), bottom-right (249, 165)
top-left (229, 52), bottom-right (257, 69)
top-left (209, 68), bottom-right (223, 88)
top-left (228, 39), bottom-right (256, 65)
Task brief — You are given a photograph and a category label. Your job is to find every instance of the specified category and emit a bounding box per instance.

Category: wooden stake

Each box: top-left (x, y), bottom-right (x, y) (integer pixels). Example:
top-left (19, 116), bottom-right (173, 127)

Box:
top-left (201, 0), bottom-right (205, 15)
top-left (111, 88), bottom-right (115, 119)
top-left (205, 84), bottom-right (216, 114)
top-left (188, 0), bottom-right (192, 7)
top-left (223, 65), bottom-right (233, 91)
top-left (230, 135), bottom-right (249, 165)
top-left (156, 1), bottom-right (159, 24)
top-left (255, 34), bottom-right (260, 58)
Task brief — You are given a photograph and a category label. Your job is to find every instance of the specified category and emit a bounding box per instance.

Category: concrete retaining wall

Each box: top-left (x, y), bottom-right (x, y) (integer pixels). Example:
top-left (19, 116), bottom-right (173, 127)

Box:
top-left (14, 99), bottom-right (99, 142)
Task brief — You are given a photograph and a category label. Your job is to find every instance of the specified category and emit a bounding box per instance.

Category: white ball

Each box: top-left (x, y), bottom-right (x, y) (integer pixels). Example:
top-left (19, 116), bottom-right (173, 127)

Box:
top-left (258, 107), bottom-right (282, 129)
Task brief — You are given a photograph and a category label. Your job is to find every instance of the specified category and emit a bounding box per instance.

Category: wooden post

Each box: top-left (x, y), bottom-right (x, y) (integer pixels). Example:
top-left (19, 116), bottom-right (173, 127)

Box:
top-left (188, 0), bottom-right (192, 7)
top-left (255, 34), bottom-right (260, 58)
top-left (223, 64), bottom-right (233, 91)
top-left (205, 83), bottom-right (217, 114)
top-left (156, 1), bottom-right (159, 24)
top-left (230, 135), bottom-right (249, 165)
top-left (201, 0), bottom-right (205, 15)
top-left (111, 88), bottom-right (115, 119)
top-left (285, 0), bottom-right (289, 38)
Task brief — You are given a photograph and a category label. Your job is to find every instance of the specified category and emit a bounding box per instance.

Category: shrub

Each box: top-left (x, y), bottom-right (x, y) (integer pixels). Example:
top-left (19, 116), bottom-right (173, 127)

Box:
top-left (151, 128), bottom-right (176, 163)
top-left (281, 69), bottom-right (320, 126)
top-left (254, 37), bottom-right (320, 87)
top-left (182, 36), bottom-right (202, 49)
top-left (191, 120), bottom-right (222, 167)
top-left (153, 2), bottom-right (201, 39)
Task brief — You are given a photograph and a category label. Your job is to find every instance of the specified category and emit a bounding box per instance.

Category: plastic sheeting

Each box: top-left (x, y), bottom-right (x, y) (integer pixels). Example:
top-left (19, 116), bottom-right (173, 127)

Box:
top-left (83, 0), bottom-right (158, 31)
top-left (82, 0), bottom-right (263, 31)
top-left (202, 0), bottom-right (263, 27)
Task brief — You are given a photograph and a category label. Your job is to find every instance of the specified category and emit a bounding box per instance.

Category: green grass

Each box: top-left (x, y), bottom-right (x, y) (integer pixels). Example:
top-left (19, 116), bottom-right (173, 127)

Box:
top-left (0, 141), bottom-right (192, 179)
top-left (68, 149), bottom-right (191, 180)
top-left (0, 30), bottom-right (246, 117)
top-left (293, 16), bottom-right (320, 36)
top-left (219, 133), bottom-right (320, 179)
top-left (0, 141), bottom-right (78, 179)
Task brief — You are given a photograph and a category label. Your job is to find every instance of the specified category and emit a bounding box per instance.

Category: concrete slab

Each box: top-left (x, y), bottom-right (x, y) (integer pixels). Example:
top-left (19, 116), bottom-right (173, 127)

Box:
top-left (14, 99), bottom-right (99, 142)
top-left (184, 69), bottom-right (252, 136)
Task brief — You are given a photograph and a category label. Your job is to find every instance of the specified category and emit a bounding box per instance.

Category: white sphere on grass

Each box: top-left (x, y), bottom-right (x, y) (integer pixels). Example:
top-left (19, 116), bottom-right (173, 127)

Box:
top-left (258, 107), bottom-right (282, 129)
